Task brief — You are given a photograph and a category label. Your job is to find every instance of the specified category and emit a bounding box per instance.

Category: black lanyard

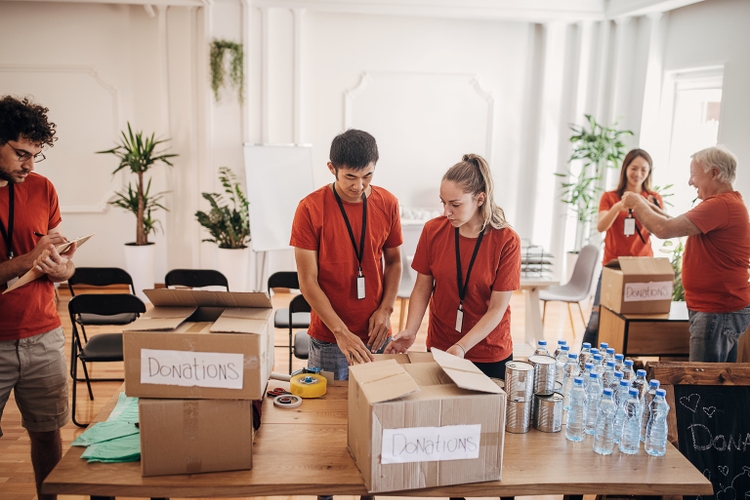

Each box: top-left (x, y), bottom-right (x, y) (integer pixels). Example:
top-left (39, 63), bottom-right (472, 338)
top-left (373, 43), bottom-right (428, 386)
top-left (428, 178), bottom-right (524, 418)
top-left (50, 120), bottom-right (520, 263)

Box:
top-left (0, 184), bottom-right (15, 259)
top-left (455, 226), bottom-right (484, 309)
top-left (332, 184), bottom-right (367, 274)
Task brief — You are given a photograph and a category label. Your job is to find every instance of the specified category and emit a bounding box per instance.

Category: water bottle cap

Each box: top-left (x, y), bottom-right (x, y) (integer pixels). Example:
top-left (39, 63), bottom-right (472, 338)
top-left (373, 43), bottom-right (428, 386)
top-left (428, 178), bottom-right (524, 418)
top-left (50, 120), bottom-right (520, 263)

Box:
top-left (620, 380), bottom-right (631, 387)
top-left (614, 371), bottom-right (623, 379)
top-left (656, 388), bottom-right (667, 397)
top-left (538, 340), bottom-right (547, 346)
top-left (649, 379), bottom-right (661, 387)
top-left (589, 372), bottom-right (600, 379)
top-left (607, 361), bottom-right (616, 367)
top-left (624, 359), bottom-right (634, 366)
top-left (584, 362), bottom-right (594, 370)
top-left (615, 353), bottom-right (624, 360)
top-left (582, 342), bottom-right (591, 348)
top-left (590, 348), bottom-right (600, 354)
top-left (606, 348), bottom-right (615, 354)
top-left (599, 342), bottom-right (609, 349)
top-left (603, 388), bottom-right (613, 396)
top-left (561, 345), bottom-right (570, 351)
top-left (574, 376), bottom-right (584, 385)
top-left (629, 388), bottom-right (639, 396)
top-left (637, 369), bottom-right (647, 376)
top-left (568, 353), bottom-right (578, 359)
top-left (593, 354), bottom-right (603, 360)
top-left (557, 339), bottom-right (567, 345)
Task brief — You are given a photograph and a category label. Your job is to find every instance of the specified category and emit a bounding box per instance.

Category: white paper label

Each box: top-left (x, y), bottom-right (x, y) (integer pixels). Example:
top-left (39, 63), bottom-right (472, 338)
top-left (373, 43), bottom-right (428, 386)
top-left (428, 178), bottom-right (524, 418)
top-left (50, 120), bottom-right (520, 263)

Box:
top-left (357, 275), bottom-right (366, 300)
top-left (623, 281), bottom-right (673, 302)
top-left (623, 217), bottom-right (635, 236)
top-left (381, 424), bottom-right (481, 464)
top-left (140, 348), bottom-right (244, 389)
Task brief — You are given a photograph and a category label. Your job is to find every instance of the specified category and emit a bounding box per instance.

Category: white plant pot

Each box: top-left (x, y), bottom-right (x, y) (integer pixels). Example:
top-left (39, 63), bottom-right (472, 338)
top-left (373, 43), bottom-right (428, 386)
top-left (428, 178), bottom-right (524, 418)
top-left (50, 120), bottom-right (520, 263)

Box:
top-left (124, 243), bottom-right (155, 302)
top-left (216, 246), bottom-right (252, 292)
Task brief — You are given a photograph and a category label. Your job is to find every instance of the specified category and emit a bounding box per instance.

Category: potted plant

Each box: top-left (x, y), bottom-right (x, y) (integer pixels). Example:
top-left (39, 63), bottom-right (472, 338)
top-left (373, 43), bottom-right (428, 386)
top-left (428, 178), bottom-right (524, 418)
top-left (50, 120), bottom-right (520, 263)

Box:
top-left (97, 123), bottom-right (178, 298)
top-left (210, 39), bottom-right (244, 104)
top-left (556, 114), bottom-right (633, 252)
top-left (195, 166), bottom-right (251, 290)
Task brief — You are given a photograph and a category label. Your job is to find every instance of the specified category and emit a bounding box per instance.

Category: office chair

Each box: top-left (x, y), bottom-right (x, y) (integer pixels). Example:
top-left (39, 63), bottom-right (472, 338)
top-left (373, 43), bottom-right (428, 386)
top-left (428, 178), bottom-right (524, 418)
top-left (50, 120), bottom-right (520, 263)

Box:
top-left (68, 293), bottom-right (147, 427)
top-left (164, 269), bottom-right (229, 290)
top-left (539, 244), bottom-right (600, 337)
top-left (288, 294), bottom-right (312, 374)
top-left (67, 267), bottom-right (137, 342)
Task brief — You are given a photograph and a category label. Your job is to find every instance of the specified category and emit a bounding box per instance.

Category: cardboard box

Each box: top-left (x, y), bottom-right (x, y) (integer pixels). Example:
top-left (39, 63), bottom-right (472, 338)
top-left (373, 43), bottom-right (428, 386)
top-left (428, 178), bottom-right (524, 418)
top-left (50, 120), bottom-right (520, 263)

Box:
top-left (348, 349), bottom-right (505, 493)
top-left (123, 288), bottom-right (274, 400)
top-left (139, 398), bottom-right (253, 477)
top-left (601, 257), bottom-right (674, 314)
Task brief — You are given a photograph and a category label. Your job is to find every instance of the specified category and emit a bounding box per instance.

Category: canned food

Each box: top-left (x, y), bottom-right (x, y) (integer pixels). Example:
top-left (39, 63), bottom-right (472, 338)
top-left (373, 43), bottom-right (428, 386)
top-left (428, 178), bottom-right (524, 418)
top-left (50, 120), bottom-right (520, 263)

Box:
top-left (506, 398), bottom-right (531, 434)
top-left (504, 361), bottom-right (534, 401)
top-left (528, 355), bottom-right (557, 395)
top-left (533, 392), bottom-right (564, 433)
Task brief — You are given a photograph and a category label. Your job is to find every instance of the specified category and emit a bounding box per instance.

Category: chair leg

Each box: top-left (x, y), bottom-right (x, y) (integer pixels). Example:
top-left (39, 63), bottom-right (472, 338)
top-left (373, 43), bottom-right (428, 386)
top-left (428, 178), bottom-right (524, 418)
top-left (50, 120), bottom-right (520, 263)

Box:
top-left (576, 302), bottom-right (586, 326)
top-left (289, 328), bottom-right (293, 374)
top-left (70, 355), bottom-right (87, 428)
top-left (567, 303), bottom-right (576, 338)
top-left (398, 297), bottom-right (408, 331)
top-left (542, 301), bottom-right (548, 324)
top-left (80, 359), bottom-right (94, 401)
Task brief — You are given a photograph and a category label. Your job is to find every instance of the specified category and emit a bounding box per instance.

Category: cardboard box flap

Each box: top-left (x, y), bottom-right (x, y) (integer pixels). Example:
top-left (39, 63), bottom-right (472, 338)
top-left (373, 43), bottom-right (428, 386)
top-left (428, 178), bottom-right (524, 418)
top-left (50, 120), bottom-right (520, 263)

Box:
top-left (609, 256), bottom-right (673, 275)
top-left (211, 308), bottom-right (270, 334)
top-left (351, 359), bottom-right (420, 403)
top-left (124, 307), bottom-right (198, 331)
top-left (432, 348), bottom-right (503, 394)
top-left (143, 288), bottom-right (273, 308)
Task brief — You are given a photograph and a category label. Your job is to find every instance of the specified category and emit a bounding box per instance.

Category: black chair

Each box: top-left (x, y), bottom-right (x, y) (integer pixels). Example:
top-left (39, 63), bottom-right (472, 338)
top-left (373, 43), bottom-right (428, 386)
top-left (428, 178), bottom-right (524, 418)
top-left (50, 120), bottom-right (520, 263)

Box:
top-left (288, 294), bottom-right (311, 374)
top-left (67, 267), bottom-right (137, 342)
top-left (164, 269), bottom-right (229, 290)
top-left (268, 271), bottom-right (310, 329)
top-left (68, 293), bottom-right (146, 427)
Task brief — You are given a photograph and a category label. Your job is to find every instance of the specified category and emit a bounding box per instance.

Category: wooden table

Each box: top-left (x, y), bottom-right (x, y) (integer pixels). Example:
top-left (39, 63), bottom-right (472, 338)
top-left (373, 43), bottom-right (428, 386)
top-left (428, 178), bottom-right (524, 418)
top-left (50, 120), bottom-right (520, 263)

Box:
top-left (599, 301), bottom-right (690, 357)
top-left (44, 383), bottom-right (712, 499)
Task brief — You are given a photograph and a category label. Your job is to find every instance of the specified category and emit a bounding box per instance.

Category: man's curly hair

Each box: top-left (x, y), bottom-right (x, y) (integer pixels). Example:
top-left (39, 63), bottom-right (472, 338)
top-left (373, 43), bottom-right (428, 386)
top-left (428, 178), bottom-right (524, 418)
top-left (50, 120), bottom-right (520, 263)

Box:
top-left (0, 95), bottom-right (57, 148)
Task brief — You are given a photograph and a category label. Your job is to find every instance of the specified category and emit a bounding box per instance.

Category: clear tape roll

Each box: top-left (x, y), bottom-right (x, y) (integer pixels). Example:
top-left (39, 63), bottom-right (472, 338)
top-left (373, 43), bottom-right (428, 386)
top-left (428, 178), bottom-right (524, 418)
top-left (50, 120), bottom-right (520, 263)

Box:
top-left (290, 373), bottom-right (328, 398)
top-left (274, 394), bottom-right (302, 409)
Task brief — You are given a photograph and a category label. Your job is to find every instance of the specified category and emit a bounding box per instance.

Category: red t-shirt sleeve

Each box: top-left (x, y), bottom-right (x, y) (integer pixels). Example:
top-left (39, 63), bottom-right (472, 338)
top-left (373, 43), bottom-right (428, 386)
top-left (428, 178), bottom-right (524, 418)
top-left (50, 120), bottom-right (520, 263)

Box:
top-left (492, 230), bottom-right (521, 291)
top-left (48, 181), bottom-right (62, 230)
top-left (411, 222), bottom-right (434, 277)
top-left (289, 199), bottom-right (319, 251)
top-left (685, 197), bottom-right (729, 234)
top-left (383, 200), bottom-right (403, 249)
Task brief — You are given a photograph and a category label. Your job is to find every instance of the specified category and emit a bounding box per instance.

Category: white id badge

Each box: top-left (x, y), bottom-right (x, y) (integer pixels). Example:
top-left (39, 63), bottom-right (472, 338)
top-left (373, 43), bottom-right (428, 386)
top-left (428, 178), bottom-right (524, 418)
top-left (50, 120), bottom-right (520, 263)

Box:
top-left (623, 217), bottom-right (635, 236)
top-left (357, 275), bottom-right (366, 300)
top-left (455, 308), bottom-right (464, 332)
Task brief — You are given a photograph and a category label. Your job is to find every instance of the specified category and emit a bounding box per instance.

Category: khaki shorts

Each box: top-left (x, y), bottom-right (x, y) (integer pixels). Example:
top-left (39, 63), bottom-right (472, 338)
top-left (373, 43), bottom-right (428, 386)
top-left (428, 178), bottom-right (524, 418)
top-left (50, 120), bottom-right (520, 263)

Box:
top-left (0, 326), bottom-right (70, 435)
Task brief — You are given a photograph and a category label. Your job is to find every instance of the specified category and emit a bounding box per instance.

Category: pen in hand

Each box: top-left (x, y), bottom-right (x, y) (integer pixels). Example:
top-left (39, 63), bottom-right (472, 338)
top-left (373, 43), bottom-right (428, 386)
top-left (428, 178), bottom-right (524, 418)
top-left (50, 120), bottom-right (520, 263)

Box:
top-left (34, 232), bottom-right (46, 237)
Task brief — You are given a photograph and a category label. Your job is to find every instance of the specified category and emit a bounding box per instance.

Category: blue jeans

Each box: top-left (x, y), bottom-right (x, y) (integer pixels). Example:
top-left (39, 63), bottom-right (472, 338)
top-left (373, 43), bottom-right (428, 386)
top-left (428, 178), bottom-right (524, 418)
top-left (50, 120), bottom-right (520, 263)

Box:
top-left (309, 337), bottom-right (390, 381)
top-left (581, 272), bottom-right (603, 347)
top-left (688, 305), bottom-right (750, 362)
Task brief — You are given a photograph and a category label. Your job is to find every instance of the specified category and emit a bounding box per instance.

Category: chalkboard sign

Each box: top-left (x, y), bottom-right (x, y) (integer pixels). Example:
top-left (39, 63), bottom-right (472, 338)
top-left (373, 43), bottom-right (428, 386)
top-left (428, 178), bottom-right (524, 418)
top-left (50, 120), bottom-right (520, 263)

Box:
top-left (649, 362), bottom-right (750, 500)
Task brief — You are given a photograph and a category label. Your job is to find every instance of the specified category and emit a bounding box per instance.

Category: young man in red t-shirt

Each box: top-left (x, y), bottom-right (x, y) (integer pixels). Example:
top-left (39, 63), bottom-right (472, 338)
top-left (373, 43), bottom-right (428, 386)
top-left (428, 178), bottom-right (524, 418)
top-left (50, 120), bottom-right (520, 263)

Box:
top-left (290, 129), bottom-right (403, 381)
top-left (0, 96), bottom-right (77, 500)
top-left (622, 145), bottom-right (750, 362)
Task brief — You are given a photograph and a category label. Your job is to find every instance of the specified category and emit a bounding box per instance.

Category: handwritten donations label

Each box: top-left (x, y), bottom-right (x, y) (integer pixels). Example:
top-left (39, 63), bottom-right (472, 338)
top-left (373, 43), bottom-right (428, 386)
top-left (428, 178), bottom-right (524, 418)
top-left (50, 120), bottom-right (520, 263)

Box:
top-left (623, 281), bottom-right (673, 302)
top-left (140, 348), bottom-right (244, 389)
top-left (381, 424), bottom-right (481, 464)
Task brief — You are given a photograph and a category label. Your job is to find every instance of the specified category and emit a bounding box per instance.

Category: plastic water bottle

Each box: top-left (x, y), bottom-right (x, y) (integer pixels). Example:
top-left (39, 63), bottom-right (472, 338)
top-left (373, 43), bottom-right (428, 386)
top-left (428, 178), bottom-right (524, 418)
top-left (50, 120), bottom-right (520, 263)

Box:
top-left (581, 362), bottom-right (594, 389)
top-left (534, 339), bottom-right (551, 356)
top-left (621, 359), bottom-right (635, 382)
top-left (585, 372), bottom-right (603, 435)
top-left (591, 354), bottom-right (604, 377)
top-left (555, 345), bottom-right (570, 385)
top-left (602, 360), bottom-right (616, 389)
top-left (565, 376), bottom-right (587, 442)
top-left (593, 388), bottom-right (617, 455)
top-left (562, 353), bottom-right (580, 411)
top-left (598, 342), bottom-right (608, 352)
top-left (632, 369), bottom-right (648, 401)
top-left (611, 370), bottom-right (624, 392)
top-left (604, 347), bottom-right (616, 365)
top-left (614, 353), bottom-right (625, 373)
top-left (640, 379), bottom-right (661, 442)
top-left (619, 387), bottom-right (642, 454)
top-left (613, 379), bottom-right (631, 443)
top-left (644, 388), bottom-right (670, 456)
top-left (590, 347), bottom-right (600, 358)
top-left (553, 339), bottom-right (568, 359)
top-left (578, 342), bottom-right (592, 371)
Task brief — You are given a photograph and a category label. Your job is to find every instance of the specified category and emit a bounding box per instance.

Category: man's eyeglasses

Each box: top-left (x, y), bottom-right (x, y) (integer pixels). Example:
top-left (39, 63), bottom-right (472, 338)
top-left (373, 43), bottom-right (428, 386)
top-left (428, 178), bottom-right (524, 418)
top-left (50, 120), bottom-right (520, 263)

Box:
top-left (6, 143), bottom-right (46, 163)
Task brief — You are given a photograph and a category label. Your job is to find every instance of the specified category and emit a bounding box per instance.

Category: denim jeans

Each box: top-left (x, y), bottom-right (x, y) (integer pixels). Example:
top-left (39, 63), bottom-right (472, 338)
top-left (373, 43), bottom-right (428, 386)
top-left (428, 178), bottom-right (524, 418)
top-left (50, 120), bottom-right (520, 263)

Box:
top-left (688, 304), bottom-right (750, 362)
top-left (309, 336), bottom-right (390, 381)
top-left (581, 272), bottom-right (603, 347)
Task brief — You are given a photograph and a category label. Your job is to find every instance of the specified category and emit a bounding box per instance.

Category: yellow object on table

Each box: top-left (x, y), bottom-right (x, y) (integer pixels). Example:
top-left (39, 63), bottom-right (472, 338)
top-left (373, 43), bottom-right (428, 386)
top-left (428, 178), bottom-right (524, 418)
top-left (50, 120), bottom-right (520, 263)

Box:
top-left (290, 373), bottom-right (327, 398)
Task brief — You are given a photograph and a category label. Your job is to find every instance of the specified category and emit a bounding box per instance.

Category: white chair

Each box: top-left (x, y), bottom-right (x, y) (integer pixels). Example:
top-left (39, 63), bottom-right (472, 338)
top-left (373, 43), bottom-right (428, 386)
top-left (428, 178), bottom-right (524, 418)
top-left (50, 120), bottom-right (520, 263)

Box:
top-left (396, 251), bottom-right (415, 331)
top-left (539, 244), bottom-right (599, 337)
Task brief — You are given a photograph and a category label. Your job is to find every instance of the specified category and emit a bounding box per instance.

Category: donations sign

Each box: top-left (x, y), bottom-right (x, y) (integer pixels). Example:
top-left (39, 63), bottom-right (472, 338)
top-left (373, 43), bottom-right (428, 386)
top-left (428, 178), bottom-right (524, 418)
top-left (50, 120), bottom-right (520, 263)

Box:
top-left (381, 424), bottom-right (481, 464)
top-left (140, 348), bottom-right (244, 389)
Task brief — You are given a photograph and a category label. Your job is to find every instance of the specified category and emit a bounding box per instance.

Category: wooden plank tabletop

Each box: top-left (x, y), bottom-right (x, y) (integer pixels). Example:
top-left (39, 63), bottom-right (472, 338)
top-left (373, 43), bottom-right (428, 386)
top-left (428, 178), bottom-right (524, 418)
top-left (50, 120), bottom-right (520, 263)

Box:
top-left (44, 383), bottom-right (713, 498)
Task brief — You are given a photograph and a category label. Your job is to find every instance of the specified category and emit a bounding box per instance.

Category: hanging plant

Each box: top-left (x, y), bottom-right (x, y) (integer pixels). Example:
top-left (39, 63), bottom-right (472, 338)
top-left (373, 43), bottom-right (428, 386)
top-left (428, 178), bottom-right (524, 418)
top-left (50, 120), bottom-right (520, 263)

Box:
top-left (210, 39), bottom-right (244, 104)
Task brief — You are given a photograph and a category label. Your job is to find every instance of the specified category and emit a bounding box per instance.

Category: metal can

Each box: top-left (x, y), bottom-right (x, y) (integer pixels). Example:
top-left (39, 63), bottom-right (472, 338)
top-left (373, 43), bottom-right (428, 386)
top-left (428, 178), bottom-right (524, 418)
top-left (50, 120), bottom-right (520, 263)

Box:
top-left (528, 354), bottom-right (557, 395)
top-left (533, 392), bottom-right (564, 433)
top-left (506, 397), bottom-right (532, 434)
top-left (504, 361), bottom-right (534, 401)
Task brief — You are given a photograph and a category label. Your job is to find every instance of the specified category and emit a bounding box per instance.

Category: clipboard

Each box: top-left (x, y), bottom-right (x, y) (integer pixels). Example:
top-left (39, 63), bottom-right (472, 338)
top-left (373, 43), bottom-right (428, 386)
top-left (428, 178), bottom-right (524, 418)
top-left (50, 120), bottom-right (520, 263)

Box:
top-left (3, 233), bottom-right (94, 294)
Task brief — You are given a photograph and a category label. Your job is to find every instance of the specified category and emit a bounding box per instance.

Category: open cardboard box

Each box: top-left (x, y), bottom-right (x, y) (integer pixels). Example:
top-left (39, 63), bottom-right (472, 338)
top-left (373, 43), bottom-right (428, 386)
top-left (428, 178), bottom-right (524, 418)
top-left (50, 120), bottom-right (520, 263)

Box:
top-left (348, 349), bottom-right (505, 493)
top-left (601, 256), bottom-right (674, 314)
top-left (123, 288), bottom-right (274, 400)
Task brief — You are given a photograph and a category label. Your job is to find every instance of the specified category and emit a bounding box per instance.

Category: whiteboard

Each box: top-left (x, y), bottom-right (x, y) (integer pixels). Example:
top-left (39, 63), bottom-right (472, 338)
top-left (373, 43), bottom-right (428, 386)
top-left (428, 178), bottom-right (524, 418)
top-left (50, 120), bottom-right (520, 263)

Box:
top-left (243, 144), bottom-right (315, 252)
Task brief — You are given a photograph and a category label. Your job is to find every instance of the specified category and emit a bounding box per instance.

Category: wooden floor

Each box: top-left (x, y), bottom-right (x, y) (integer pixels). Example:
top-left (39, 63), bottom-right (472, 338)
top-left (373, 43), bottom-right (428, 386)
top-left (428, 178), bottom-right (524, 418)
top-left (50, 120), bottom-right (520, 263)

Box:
top-left (0, 287), bottom-right (591, 500)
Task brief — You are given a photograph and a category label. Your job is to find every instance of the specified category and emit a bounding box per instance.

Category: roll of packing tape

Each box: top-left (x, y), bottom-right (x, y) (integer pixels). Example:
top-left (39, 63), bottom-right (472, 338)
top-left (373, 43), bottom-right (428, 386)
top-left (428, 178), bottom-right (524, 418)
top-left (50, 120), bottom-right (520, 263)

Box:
top-left (290, 373), bottom-right (328, 398)
top-left (273, 394), bottom-right (302, 409)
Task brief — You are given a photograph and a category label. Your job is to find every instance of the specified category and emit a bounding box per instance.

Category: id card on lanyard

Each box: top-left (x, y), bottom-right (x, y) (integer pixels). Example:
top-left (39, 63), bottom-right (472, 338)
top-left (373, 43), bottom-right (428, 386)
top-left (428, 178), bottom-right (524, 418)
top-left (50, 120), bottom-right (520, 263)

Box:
top-left (455, 227), bottom-right (484, 333)
top-left (332, 184), bottom-right (368, 300)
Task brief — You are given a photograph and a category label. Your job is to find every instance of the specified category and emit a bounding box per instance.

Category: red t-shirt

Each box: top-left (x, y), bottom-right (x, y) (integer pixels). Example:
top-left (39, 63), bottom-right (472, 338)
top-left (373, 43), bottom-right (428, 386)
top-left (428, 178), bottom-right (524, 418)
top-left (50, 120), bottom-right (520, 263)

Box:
top-left (290, 184), bottom-right (403, 343)
top-left (412, 217), bottom-right (521, 363)
top-left (683, 191), bottom-right (750, 313)
top-left (0, 173), bottom-right (63, 341)
top-left (600, 190), bottom-right (663, 265)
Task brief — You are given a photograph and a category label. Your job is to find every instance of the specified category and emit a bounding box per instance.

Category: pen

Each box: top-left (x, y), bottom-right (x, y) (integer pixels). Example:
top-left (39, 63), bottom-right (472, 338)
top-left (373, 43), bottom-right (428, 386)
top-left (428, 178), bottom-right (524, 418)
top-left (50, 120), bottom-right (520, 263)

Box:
top-left (34, 232), bottom-right (46, 237)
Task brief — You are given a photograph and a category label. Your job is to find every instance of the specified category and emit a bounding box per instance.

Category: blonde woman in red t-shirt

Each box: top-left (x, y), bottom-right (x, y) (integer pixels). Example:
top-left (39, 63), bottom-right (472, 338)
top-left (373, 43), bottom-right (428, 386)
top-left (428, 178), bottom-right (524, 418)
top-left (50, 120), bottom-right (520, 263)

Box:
top-left (385, 154), bottom-right (521, 379)
top-left (581, 148), bottom-right (665, 346)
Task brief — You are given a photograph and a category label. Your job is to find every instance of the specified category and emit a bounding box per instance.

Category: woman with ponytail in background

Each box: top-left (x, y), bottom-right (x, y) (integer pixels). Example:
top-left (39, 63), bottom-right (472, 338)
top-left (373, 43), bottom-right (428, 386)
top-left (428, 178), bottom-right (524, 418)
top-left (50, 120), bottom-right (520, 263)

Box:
top-left (385, 154), bottom-right (521, 379)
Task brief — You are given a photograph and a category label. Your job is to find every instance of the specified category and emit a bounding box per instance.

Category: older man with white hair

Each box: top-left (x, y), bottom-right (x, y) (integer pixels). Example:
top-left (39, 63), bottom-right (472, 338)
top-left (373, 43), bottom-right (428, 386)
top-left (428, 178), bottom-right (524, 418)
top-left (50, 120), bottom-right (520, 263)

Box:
top-left (621, 145), bottom-right (750, 362)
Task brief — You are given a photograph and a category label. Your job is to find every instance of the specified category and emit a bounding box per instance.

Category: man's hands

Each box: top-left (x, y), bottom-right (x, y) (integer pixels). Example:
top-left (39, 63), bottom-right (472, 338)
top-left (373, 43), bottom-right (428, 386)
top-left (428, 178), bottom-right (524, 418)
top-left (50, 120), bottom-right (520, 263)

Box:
top-left (383, 328), bottom-right (417, 354)
top-left (366, 307), bottom-right (392, 353)
top-left (32, 234), bottom-right (76, 282)
top-left (334, 328), bottom-right (375, 365)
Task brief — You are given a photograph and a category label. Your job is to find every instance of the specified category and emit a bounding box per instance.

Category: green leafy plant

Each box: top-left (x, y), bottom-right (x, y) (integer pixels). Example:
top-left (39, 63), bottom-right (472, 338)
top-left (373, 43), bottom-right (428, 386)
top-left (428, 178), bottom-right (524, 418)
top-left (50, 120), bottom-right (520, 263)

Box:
top-left (660, 238), bottom-right (685, 301)
top-left (195, 167), bottom-right (251, 249)
top-left (556, 114), bottom-right (633, 251)
top-left (210, 39), bottom-right (244, 104)
top-left (97, 123), bottom-right (178, 245)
